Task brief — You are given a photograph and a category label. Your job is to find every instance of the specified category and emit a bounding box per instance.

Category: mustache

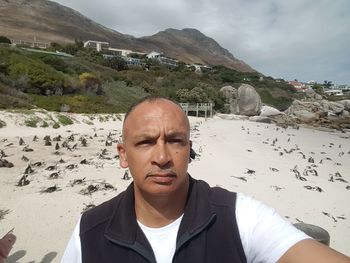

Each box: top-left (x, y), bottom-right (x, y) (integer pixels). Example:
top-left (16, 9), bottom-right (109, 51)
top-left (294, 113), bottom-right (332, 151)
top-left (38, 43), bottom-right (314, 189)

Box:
top-left (146, 169), bottom-right (177, 177)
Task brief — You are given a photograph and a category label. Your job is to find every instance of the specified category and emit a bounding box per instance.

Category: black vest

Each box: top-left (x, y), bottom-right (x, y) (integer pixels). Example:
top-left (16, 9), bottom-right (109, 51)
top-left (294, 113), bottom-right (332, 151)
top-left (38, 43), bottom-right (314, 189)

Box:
top-left (80, 177), bottom-right (247, 263)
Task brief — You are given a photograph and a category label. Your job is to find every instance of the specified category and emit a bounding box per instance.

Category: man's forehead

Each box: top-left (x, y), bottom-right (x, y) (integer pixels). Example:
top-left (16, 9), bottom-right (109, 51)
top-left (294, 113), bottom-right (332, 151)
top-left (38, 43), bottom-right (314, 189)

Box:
top-left (122, 99), bottom-right (190, 138)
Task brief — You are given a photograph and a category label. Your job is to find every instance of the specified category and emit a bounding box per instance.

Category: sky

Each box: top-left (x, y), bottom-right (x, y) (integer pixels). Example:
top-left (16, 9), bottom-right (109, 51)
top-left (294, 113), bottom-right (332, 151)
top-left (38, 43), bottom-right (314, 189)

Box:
top-left (51, 0), bottom-right (350, 84)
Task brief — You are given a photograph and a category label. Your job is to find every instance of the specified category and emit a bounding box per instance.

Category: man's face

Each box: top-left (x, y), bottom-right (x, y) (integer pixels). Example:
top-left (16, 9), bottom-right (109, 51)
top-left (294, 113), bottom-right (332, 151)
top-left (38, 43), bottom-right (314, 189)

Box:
top-left (117, 99), bottom-right (191, 197)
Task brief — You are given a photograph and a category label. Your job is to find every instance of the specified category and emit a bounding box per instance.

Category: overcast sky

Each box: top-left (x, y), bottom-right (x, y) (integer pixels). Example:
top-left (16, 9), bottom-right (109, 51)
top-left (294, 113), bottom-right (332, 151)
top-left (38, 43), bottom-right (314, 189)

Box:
top-left (52, 0), bottom-right (350, 84)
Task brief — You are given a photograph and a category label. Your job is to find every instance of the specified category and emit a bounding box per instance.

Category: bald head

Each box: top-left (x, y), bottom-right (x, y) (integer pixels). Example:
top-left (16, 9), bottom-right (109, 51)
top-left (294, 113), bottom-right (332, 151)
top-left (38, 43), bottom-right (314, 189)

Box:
top-left (122, 97), bottom-right (190, 140)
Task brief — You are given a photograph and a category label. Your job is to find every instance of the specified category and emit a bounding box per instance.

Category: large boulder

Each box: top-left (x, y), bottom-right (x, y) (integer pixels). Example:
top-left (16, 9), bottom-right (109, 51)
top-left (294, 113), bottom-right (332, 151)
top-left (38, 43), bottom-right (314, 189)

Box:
top-left (328, 102), bottom-right (344, 114)
top-left (219, 86), bottom-right (237, 103)
top-left (293, 110), bottom-right (318, 123)
top-left (260, 105), bottom-right (283, 117)
top-left (337, 100), bottom-right (350, 111)
top-left (230, 84), bottom-right (262, 116)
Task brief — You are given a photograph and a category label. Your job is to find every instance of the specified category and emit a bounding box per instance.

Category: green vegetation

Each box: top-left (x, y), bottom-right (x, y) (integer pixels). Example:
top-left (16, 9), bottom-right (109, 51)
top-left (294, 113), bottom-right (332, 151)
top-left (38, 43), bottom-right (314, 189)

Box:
top-left (24, 116), bottom-right (41, 127)
top-left (0, 36), bottom-right (11, 44)
top-left (0, 43), bottom-right (299, 113)
top-left (57, 114), bottom-right (74, 125)
top-left (53, 122), bottom-right (60, 129)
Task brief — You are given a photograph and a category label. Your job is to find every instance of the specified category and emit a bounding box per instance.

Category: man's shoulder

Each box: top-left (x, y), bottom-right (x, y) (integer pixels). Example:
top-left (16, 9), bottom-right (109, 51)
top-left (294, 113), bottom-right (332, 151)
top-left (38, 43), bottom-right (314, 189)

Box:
top-left (195, 179), bottom-right (237, 206)
top-left (80, 190), bottom-right (126, 234)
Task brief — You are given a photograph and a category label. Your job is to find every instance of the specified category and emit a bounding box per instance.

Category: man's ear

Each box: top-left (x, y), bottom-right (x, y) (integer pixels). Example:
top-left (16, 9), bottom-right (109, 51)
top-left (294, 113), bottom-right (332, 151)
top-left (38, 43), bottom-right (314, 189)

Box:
top-left (117, 143), bottom-right (129, 168)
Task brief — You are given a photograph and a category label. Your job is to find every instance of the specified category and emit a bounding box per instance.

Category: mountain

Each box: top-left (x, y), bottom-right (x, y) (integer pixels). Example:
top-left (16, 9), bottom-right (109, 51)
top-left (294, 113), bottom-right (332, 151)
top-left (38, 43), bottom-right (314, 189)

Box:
top-left (142, 28), bottom-right (254, 72)
top-left (0, 0), bottom-right (255, 72)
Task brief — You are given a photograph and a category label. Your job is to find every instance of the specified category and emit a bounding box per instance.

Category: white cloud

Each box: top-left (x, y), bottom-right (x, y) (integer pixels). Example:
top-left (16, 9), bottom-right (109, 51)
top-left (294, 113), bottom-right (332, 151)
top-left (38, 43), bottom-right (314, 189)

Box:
top-left (52, 0), bottom-right (350, 84)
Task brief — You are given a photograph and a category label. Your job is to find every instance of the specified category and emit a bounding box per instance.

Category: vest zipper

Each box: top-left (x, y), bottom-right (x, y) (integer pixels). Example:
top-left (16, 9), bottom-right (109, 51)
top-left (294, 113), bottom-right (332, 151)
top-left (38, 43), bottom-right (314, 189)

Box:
top-left (172, 213), bottom-right (216, 262)
top-left (105, 235), bottom-right (157, 263)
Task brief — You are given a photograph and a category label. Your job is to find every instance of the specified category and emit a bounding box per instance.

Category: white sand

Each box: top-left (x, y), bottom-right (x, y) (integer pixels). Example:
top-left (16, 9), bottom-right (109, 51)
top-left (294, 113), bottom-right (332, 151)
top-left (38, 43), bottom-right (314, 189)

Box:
top-left (0, 111), bottom-right (349, 262)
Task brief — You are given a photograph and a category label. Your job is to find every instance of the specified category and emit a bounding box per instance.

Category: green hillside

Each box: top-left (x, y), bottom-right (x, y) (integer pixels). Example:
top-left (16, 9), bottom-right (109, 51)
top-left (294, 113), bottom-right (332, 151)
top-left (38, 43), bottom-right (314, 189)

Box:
top-left (0, 43), bottom-right (297, 113)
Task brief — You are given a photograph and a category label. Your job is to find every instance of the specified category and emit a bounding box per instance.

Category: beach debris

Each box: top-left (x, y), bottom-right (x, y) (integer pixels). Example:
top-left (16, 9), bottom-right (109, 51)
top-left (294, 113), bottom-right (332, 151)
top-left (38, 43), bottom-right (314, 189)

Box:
top-left (67, 134), bottom-right (75, 142)
top-left (49, 172), bottom-right (60, 179)
top-left (122, 170), bottom-right (130, 180)
top-left (298, 152), bottom-right (306, 159)
top-left (322, 211), bottom-right (338, 222)
top-left (80, 159), bottom-right (89, 165)
top-left (82, 203), bottom-right (96, 213)
top-left (44, 140), bottom-right (52, 146)
top-left (22, 145), bottom-right (34, 152)
top-left (0, 209), bottom-right (11, 221)
top-left (304, 185), bottom-right (323, 192)
top-left (0, 159), bottom-right (14, 168)
top-left (81, 138), bottom-right (88, 147)
top-left (189, 148), bottom-right (197, 159)
top-left (66, 164), bottom-right (77, 170)
top-left (33, 161), bottom-right (43, 167)
top-left (40, 185), bottom-right (61, 193)
top-left (308, 157), bottom-right (314, 163)
top-left (102, 183), bottom-right (114, 190)
top-left (53, 135), bottom-right (62, 141)
top-left (303, 168), bottom-right (318, 177)
top-left (335, 178), bottom-right (348, 183)
top-left (70, 177), bottom-right (86, 186)
top-left (245, 169), bottom-right (256, 175)
top-left (269, 167), bottom-right (279, 172)
top-left (231, 176), bottom-right (247, 182)
top-left (17, 174), bottom-right (30, 186)
top-left (270, 185), bottom-right (284, 191)
top-left (334, 171), bottom-right (342, 177)
top-left (0, 150), bottom-right (7, 158)
top-left (24, 164), bottom-right (34, 174)
top-left (80, 184), bottom-right (99, 195)
top-left (21, 155), bottom-right (29, 162)
top-left (247, 149), bottom-right (252, 152)
top-left (19, 138), bottom-right (25, 145)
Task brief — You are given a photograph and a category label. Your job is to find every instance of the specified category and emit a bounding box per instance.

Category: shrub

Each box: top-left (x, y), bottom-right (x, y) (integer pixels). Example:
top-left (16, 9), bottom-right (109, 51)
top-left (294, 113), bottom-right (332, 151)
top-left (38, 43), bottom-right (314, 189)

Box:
top-left (40, 121), bottom-right (49, 127)
top-left (24, 117), bottom-right (40, 127)
top-left (52, 122), bottom-right (60, 129)
top-left (57, 114), bottom-right (74, 126)
top-left (0, 36), bottom-right (11, 44)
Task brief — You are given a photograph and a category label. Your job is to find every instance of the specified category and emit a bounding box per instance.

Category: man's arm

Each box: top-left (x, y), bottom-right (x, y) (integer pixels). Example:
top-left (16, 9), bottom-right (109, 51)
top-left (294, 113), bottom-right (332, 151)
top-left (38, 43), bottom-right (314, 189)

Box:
top-left (278, 239), bottom-right (350, 263)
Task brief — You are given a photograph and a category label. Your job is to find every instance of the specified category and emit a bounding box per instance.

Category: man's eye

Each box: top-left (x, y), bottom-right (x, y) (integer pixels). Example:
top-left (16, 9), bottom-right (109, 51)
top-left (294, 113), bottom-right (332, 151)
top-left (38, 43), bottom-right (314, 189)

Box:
top-left (137, 140), bottom-right (154, 146)
top-left (168, 138), bottom-right (184, 144)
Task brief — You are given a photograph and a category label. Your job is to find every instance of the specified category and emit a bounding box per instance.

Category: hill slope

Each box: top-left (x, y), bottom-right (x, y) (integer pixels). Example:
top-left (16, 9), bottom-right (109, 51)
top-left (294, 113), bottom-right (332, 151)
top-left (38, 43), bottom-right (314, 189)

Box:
top-left (0, 0), bottom-right (255, 72)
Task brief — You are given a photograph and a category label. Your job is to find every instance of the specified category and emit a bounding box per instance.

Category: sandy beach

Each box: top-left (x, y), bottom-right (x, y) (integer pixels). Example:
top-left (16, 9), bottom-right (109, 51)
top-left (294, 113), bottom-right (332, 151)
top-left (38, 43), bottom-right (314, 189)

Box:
top-left (0, 111), bottom-right (349, 262)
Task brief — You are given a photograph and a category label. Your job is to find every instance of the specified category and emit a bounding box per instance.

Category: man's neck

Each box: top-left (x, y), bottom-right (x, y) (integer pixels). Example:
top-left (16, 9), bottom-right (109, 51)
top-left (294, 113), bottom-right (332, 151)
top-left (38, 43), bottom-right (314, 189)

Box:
top-left (134, 180), bottom-right (189, 228)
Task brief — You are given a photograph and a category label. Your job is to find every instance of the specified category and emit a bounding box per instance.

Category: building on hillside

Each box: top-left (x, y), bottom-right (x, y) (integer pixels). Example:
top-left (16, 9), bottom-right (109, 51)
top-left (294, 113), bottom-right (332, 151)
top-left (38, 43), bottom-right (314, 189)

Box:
top-left (83, 40), bottom-right (109, 51)
top-left (108, 48), bottom-right (146, 57)
top-left (324, 89), bottom-right (343, 96)
top-left (147, 51), bottom-right (178, 68)
top-left (123, 56), bottom-right (142, 67)
top-left (11, 38), bottom-right (50, 49)
top-left (288, 81), bottom-right (308, 92)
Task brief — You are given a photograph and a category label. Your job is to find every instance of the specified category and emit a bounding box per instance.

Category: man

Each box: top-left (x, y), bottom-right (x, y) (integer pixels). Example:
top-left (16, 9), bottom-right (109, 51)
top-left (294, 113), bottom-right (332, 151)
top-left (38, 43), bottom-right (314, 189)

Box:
top-left (62, 96), bottom-right (350, 263)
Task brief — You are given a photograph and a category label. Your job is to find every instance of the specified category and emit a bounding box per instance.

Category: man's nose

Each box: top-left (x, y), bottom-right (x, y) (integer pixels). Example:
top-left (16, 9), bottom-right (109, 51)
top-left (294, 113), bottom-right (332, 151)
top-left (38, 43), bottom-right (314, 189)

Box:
top-left (151, 142), bottom-right (171, 167)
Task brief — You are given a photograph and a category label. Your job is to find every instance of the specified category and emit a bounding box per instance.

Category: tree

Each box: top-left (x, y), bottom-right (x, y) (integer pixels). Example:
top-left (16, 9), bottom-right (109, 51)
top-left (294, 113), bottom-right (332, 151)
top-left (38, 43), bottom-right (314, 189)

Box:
top-left (103, 56), bottom-right (128, 71)
top-left (323, 80), bottom-right (332, 89)
top-left (0, 36), bottom-right (11, 44)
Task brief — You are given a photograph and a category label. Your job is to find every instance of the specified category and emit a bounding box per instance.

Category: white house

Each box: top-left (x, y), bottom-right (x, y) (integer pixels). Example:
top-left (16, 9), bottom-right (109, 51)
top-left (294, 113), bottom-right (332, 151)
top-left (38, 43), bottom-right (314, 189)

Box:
top-left (83, 40), bottom-right (109, 51)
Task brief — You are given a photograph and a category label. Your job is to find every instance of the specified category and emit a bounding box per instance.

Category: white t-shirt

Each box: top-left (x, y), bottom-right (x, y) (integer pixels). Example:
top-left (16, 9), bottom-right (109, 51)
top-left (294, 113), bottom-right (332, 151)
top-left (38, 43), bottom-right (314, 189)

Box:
top-left (61, 193), bottom-right (309, 263)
